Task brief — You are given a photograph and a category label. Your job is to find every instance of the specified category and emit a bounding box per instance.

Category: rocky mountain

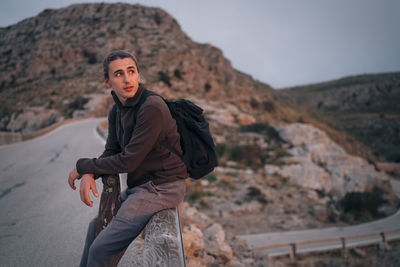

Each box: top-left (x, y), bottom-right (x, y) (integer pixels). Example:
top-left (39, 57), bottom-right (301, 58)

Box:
top-left (0, 2), bottom-right (377, 162)
top-left (281, 72), bottom-right (400, 163)
top-left (0, 2), bottom-right (292, 134)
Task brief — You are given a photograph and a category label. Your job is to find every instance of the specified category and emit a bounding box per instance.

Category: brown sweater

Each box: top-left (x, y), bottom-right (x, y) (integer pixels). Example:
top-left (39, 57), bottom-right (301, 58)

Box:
top-left (76, 84), bottom-right (188, 188)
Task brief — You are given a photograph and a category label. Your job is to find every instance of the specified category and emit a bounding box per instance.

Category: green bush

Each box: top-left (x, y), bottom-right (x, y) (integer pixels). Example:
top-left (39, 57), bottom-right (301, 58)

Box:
top-left (185, 184), bottom-right (204, 203)
top-left (158, 71), bottom-right (171, 87)
top-left (339, 188), bottom-right (385, 219)
top-left (239, 123), bottom-right (285, 144)
top-left (63, 96), bottom-right (89, 118)
top-left (230, 144), bottom-right (268, 169)
top-left (265, 146), bottom-right (291, 165)
top-left (204, 173), bottom-right (217, 182)
top-left (216, 143), bottom-right (227, 158)
top-left (245, 186), bottom-right (268, 204)
top-left (216, 142), bottom-right (290, 169)
top-left (262, 101), bottom-right (276, 112)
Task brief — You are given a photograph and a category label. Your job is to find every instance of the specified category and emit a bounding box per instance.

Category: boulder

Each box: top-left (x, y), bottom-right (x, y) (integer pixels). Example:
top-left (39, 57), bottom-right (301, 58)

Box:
top-left (265, 123), bottom-right (398, 209)
top-left (182, 202), bottom-right (213, 230)
top-left (182, 203), bottom-right (235, 266)
top-left (182, 224), bottom-right (205, 258)
top-left (204, 223), bottom-right (233, 263)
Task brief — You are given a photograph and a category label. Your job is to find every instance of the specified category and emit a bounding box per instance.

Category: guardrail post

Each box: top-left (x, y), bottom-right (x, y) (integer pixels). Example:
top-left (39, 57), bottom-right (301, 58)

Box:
top-left (380, 232), bottom-right (386, 243)
top-left (289, 243), bottom-right (296, 260)
top-left (341, 237), bottom-right (348, 258)
top-left (379, 231), bottom-right (392, 252)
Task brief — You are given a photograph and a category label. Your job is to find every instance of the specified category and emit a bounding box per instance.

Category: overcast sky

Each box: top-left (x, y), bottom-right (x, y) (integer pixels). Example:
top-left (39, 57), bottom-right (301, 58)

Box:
top-left (1, 0), bottom-right (399, 88)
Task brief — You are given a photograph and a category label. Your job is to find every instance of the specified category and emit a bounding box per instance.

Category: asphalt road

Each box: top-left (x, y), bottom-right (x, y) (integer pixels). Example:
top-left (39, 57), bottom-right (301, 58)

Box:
top-left (0, 118), bottom-right (105, 266)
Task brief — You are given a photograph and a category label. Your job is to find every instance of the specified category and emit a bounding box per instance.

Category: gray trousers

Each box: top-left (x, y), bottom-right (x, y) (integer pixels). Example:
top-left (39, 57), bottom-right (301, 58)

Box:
top-left (79, 180), bottom-right (186, 267)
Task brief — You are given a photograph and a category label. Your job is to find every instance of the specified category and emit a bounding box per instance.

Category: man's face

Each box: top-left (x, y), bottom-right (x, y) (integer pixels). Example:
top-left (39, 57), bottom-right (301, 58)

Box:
top-left (105, 57), bottom-right (140, 104)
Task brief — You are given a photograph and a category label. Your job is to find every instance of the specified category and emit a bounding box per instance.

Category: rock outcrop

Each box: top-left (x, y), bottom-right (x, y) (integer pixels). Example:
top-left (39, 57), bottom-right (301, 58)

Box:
top-left (266, 123), bottom-right (398, 208)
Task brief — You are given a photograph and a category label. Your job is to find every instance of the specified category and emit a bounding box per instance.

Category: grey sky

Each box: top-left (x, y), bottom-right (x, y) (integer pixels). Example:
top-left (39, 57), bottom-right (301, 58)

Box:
top-left (1, 0), bottom-right (399, 88)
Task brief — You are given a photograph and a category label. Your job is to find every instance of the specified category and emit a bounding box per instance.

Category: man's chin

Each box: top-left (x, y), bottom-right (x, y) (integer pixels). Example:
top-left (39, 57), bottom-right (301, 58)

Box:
top-left (122, 91), bottom-right (136, 98)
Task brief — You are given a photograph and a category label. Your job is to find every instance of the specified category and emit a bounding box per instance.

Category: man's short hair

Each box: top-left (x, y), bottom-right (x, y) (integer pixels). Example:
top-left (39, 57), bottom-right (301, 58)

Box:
top-left (103, 50), bottom-right (140, 79)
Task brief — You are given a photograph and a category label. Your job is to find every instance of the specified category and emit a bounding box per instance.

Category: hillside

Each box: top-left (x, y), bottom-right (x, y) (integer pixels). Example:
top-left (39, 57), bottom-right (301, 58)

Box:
top-left (0, 3), bottom-right (378, 164)
top-left (281, 72), bottom-right (400, 163)
top-left (0, 2), bottom-right (296, 133)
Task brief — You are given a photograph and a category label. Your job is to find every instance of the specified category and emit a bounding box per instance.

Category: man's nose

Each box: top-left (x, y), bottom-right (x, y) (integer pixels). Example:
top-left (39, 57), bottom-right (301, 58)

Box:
top-left (123, 73), bottom-right (130, 84)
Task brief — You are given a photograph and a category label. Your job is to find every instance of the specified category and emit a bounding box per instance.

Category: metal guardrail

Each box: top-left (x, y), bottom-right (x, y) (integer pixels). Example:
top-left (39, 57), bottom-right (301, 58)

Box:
top-left (255, 228), bottom-right (400, 259)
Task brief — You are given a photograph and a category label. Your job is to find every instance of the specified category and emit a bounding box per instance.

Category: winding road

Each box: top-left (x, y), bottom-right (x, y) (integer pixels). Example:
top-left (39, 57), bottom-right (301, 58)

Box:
top-left (0, 119), bottom-right (106, 266)
top-left (238, 180), bottom-right (400, 257)
top-left (1, 118), bottom-right (399, 265)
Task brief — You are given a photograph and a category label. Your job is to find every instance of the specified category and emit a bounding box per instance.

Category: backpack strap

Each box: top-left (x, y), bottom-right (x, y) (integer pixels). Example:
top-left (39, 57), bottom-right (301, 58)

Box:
top-left (133, 89), bottom-right (159, 123)
top-left (133, 89), bottom-right (183, 159)
top-left (160, 139), bottom-right (183, 160)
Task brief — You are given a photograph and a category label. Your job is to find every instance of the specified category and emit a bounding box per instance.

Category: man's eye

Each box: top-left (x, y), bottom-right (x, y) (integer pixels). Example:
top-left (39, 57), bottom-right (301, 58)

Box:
top-left (129, 70), bottom-right (135, 74)
top-left (115, 72), bottom-right (121, 77)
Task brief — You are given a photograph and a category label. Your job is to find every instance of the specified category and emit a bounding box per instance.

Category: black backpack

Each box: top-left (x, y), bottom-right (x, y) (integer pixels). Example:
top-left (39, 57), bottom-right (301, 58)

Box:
top-left (135, 90), bottom-right (218, 179)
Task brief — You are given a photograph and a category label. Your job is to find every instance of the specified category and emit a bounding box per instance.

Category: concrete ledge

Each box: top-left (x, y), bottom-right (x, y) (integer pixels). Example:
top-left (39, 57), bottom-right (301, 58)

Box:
top-left (118, 208), bottom-right (185, 267)
top-left (98, 175), bottom-right (185, 266)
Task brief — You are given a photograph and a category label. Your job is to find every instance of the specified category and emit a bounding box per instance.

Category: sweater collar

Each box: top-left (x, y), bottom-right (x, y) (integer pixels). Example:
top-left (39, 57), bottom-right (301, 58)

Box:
top-left (111, 83), bottom-right (146, 108)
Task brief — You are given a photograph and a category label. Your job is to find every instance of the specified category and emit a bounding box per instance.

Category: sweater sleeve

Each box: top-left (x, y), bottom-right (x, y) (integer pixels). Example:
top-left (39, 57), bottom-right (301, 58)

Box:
top-left (76, 103), bottom-right (164, 175)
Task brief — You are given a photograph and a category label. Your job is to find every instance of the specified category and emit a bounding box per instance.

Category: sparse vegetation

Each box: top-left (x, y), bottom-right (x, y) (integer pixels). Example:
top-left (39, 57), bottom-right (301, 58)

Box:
top-left (158, 71), bottom-right (171, 87)
top-left (244, 186), bottom-right (268, 204)
top-left (239, 123), bottom-right (285, 144)
top-left (204, 173), bottom-right (217, 183)
top-left (262, 100), bottom-right (275, 112)
top-left (229, 144), bottom-right (268, 169)
top-left (63, 96), bottom-right (89, 118)
top-left (173, 69), bottom-right (182, 79)
top-left (216, 133), bottom-right (290, 169)
top-left (184, 180), bottom-right (204, 202)
top-left (218, 175), bottom-right (237, 190)
top-left (339, 188), bottom-right (386, 221)
top-left (204, 82), bottom-right (211, 92)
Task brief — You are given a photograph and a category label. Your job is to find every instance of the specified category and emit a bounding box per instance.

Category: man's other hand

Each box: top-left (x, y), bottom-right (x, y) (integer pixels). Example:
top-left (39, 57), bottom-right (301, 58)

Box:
top-left (68, 167), bottom-right (81, 190)
top-left (79, 174), bottom-right (99, 207)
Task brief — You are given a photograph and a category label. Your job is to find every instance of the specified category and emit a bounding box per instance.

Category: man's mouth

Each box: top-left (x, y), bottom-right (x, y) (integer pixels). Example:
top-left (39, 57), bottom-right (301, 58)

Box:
top-left (124, 86), bottom-right (134, 92)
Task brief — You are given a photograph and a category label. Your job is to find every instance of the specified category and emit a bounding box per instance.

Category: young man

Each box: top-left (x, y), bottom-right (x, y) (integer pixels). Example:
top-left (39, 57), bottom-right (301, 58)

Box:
top-left (68, 50), bottom-right (187, 267)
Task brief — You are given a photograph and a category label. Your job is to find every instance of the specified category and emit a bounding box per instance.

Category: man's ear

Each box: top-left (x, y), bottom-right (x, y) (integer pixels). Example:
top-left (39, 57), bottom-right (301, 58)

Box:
top-left (104, 78), bottom-right (111, 88)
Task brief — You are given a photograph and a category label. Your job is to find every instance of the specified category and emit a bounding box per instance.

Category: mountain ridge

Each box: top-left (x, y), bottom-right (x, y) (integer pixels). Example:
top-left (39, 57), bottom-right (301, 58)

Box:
top-left (281, 72), bottom-right (400, 162)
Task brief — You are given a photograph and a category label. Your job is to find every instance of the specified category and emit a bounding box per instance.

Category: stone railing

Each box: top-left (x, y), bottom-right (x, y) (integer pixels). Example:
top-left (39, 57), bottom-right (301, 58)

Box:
top-left (97, 174), bottom-right (186, 267)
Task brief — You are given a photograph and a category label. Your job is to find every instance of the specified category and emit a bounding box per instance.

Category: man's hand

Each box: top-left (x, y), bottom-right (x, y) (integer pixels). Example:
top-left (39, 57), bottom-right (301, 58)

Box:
top-left (79, 174), bottom-right (99, 207)
top-left (68, 167), bottom-right (81, 190)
